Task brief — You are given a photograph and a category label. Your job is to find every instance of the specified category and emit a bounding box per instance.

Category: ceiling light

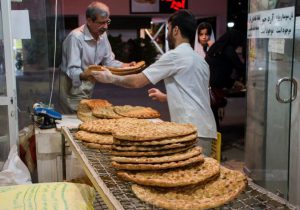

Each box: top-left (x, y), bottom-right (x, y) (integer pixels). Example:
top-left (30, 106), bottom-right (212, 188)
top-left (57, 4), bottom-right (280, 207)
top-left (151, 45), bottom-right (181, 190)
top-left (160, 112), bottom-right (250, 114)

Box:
top-left (227, 22), bottom-right (235, 28)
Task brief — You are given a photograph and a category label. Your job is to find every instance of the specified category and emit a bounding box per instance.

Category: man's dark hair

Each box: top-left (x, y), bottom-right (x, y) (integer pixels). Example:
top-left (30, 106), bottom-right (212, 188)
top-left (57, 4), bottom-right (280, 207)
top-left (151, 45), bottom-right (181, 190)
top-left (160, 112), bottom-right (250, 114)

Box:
top-left (168, 9), bottom-right (197, 46)
top-left (86, 2), bottom-right (109, 21)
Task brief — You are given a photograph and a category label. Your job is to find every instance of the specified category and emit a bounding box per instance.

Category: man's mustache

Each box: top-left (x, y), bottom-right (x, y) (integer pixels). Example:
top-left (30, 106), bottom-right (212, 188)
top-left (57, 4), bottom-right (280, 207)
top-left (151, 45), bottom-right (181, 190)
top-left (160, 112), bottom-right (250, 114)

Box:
top-left (99, 28), bottom-right (107, 33)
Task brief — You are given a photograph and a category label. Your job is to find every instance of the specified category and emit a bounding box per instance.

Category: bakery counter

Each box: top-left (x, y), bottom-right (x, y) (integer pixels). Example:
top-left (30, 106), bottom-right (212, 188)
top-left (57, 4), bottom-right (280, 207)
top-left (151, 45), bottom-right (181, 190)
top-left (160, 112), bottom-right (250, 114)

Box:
top-left (61, 126), bottom-right (297, 210)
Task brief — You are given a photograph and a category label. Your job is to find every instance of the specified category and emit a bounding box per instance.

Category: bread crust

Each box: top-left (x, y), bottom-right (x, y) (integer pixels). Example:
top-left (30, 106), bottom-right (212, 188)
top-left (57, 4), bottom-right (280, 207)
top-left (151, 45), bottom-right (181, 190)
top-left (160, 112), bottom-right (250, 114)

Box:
top-left (132, 167), bottom-right (248, 209)
top-left (111, 147), bottom-right (201, 163)
top-left (75, 130), bottom-right (113, 144)
top-left (113, 121), bottom-right (197, 141)
top-left (117, 158), bottom-right (220, 187)
top-left (111, 155), bottom-right (204, 170)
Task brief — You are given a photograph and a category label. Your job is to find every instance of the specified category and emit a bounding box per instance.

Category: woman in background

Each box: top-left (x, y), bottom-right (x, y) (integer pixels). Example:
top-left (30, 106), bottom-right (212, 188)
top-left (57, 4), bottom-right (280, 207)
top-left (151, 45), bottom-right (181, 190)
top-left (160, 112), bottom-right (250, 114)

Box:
top-left (205, 30), bottom-right (246, 130)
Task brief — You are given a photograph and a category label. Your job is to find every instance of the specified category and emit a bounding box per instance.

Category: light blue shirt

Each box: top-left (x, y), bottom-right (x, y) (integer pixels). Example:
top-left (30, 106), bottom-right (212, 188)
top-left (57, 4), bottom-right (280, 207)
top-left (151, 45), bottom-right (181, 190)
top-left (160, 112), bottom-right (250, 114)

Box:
top-left (60, 24), bottom-right (122, 111)
top-left (143, 43), bottom-right (217, 138)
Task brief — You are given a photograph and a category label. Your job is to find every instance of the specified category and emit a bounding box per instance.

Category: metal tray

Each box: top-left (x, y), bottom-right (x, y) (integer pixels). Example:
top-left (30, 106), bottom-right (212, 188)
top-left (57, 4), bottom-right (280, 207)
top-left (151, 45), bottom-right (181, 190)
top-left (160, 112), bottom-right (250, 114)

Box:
top-left (61, 127), bottom-right (297, 210)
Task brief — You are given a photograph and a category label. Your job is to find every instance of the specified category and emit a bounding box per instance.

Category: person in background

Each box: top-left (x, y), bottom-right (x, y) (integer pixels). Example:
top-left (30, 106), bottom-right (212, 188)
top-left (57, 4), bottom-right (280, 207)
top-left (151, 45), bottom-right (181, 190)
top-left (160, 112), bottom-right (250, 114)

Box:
top-left (205, 30), bottom-right (246, 130)
top-left (60, 1), bottom-right (135, 113)
top-left (194, 22), bottom-right (215, 58)
top-left (91, 9), bottom-right (217, 156)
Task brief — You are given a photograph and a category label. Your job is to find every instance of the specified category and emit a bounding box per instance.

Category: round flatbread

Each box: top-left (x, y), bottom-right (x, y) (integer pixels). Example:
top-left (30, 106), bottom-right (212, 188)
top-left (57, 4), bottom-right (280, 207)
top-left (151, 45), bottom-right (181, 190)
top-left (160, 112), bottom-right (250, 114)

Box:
top-left (111, 155), bottom-right (204, 171)
top-left (77, 111), bottom-right (98, 122)
top-left (111, 145), bottom-right (194, 157)
top-left (111, 147), bottom-right (202, 164)
top-left (77, 99), bottom-right (112, 121)
top-left (79, 99), bottom-right (112, 110)
top-left (113, 121), bottom-right (197, 141)
top-left (79, 119), bottom-right (119, 134)
top-left (79, 118), bottom-right (149, 134)
top-left (113, 133), bottom-right (197, 146)
top-left (85, 143), bottom-right (112, 150)
top-left (132, 167), bottom-right (247, 210)
top-left (92, 106), bottom-right (123, 119)
top-left (104, 61), bottom-right (146, 72)
top-left (112, 140), bottom-right (196, 151)
top-left (117, 157), bottom-right (220, 187)
top-left (75, 131), bottom-right (113, 144)
top-left (113, 105), bottom-right (160, 119)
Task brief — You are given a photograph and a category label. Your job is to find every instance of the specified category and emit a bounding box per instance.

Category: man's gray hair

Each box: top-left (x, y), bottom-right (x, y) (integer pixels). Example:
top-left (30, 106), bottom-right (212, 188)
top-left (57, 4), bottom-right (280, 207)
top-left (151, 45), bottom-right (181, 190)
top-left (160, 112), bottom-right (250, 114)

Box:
top-left (86, 1), bottom-right (109, 21)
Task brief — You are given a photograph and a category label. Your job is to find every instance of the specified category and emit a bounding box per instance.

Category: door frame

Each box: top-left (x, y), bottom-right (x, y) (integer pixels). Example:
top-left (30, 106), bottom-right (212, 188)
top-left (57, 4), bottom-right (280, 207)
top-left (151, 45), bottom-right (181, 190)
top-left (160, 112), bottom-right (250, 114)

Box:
top-left (0, 0), bottom-right (19, 146)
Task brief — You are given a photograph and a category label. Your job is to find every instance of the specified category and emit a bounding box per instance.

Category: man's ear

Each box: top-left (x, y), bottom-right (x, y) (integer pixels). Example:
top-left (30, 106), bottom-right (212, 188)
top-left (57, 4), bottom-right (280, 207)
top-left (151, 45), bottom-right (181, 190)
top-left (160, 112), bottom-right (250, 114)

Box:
top-left (87, 17), bottom-right (93, 24)
top-left (173, 26), bottom-right (179, 36)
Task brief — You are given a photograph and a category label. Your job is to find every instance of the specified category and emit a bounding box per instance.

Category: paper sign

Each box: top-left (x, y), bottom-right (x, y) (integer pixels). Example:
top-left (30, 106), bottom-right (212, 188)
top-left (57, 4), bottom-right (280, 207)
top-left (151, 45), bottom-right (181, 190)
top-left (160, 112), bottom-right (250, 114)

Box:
top-left (248, 6), bottom-right (294, 39)
top-left (268, 38), bottom-right (285, 54)
top-left (11, 10), bottom-right (31, 39)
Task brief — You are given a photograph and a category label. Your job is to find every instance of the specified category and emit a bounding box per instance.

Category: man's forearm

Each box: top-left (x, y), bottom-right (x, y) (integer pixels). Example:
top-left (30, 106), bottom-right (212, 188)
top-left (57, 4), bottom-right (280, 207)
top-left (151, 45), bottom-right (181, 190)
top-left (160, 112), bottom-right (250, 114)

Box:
top-left (111, 73), bottom-right (149, 88)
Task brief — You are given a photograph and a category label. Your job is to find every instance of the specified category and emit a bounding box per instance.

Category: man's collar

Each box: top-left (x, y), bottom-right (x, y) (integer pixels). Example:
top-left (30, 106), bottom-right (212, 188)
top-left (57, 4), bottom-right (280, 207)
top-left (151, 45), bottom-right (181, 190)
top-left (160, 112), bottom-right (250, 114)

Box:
top-left (176, 42), bottom-right (190, 48)
top-left (83, 24), bottom-right (104, 41)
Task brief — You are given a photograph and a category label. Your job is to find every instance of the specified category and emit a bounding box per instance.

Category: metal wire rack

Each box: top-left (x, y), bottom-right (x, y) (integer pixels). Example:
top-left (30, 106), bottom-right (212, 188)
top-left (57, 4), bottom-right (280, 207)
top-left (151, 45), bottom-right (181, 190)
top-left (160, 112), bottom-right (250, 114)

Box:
top-left (61, 127), bottom-right (297, 210)
top-left (94, 193), bottom-right (109, 210)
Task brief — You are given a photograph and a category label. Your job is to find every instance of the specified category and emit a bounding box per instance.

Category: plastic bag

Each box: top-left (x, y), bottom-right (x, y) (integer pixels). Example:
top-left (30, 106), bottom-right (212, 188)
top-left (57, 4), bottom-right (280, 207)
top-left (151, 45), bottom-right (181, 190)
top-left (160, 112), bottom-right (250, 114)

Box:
top-left (0, 144), bottom-right (31, 186)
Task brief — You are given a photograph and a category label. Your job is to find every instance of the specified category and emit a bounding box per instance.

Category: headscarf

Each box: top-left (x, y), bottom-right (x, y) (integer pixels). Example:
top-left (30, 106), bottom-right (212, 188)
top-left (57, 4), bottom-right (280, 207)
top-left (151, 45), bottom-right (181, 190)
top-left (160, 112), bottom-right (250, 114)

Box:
top-left (194, 22), bottom-right (215, 58)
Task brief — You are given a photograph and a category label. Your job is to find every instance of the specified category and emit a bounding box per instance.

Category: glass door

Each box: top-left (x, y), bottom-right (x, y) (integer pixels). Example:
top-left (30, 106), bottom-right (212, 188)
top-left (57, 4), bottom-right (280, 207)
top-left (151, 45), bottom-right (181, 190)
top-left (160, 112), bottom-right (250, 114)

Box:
top-left (0, 0), bottom-right (19, 168)
top-left (245, 0), bottom-right (297, 199)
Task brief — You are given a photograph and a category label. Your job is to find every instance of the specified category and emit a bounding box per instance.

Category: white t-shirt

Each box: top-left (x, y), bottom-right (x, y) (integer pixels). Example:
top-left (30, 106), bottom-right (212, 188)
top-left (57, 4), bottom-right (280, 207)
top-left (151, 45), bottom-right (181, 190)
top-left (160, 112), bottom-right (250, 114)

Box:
top-left (143, 43), bottom-right (217, 139)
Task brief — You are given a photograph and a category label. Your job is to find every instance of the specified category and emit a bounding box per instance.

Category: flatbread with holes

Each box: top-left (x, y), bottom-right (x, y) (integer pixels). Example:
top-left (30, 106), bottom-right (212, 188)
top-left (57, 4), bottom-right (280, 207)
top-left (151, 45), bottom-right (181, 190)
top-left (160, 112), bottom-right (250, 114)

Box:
top-left (75, 130), bottom-right (113, 144)
top-left (113, 105), bottom-right (160, 119)
top-left (77, 111), bottom-right (98, 122)
top-left (112, 140), bottom-right (196, 151)
top-left (113, 133), bottom-right (197, 146)
top-left (86, 65), bottom-right (105, 74)
top-left (89, 61), bottom-right (145, 76)
top-left (79, 119), bottom-right (119, 134)
top-left (77, 102), bottom-right (98, 122)
top-left (85, 143), bottom-right (112, 150)
top-left (117, 157), bottom-right (220, 187)
top-left (112, 155), bottom-right (204, 171)
top-left (79, 118), bottom-right (149, 134)
top-left (77, 99), bottom-right (112, 121)
top-left (79, 99), bottom-right (112, 110)
top-left (109, 68), bottom-right (144, 76)
top-left (113, 121), bottom-right (197, 141)
top-left (111, 147), bottom-right (201, 164)
top-left (92, 106), bottom-right (123, 119)
top-left (111, 145), bottom-right (194, 157)
top-left (132, 167), bottom-right (247, 210)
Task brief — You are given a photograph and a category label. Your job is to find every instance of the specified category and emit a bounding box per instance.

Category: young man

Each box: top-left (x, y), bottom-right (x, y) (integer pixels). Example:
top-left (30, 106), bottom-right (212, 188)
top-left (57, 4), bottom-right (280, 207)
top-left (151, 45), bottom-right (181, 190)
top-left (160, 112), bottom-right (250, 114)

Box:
top-left (60, 1), bottom-right (135, 112)
top-left (92, 10), bottom-right (217, 155)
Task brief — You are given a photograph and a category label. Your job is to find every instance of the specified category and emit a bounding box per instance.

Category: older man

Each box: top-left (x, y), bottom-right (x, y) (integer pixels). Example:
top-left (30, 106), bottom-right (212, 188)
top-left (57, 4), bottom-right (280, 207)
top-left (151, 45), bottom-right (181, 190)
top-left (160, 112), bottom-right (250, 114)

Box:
top-left (60, 1), bottom-right (135, 112)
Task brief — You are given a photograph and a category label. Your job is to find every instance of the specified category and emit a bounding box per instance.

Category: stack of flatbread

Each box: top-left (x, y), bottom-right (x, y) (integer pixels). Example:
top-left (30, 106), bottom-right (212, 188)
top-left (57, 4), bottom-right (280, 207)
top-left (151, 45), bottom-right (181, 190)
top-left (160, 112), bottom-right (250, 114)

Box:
top-left (74, 117), bottom-right (247, 209)
top-left (87, 61), bottom-right (146, 76)
top-left (111, 120), bottom-right (205, 171)
top-left (75, 119), bottom-right (116, 150)
top-left (75, 118), bottom-right (149, 151)
top-left (109, 120), bottom-right (247, 209)
top-left (77, 99), bottom-right (112, 122)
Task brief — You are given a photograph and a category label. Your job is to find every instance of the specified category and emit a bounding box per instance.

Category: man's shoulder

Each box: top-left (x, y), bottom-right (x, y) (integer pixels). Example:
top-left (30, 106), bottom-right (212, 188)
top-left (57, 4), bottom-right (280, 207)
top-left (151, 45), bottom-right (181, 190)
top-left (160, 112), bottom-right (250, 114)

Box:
top-left (68, 25), bottom-right (85, 38)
